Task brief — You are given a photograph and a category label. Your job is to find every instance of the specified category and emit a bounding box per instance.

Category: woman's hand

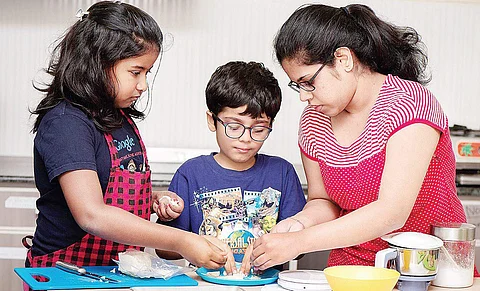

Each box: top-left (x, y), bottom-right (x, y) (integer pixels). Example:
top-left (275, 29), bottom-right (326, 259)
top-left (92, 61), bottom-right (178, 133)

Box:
top-left (251, 232), bottom-right (301, 270)
top-left (271, 217), bottom-right (305, 233)
top-left (179, 234), bottom-right (228, 270)
top-left (239, 243), bottom-right (254, 275)
top-left (202, 235), bottom-right (236, 274)
top-left (152, 190), bottom-right (184, 221)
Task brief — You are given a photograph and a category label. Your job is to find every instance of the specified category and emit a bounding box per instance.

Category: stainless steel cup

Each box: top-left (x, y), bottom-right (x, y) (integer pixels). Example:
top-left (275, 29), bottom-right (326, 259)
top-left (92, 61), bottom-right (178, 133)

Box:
top-left (376, 246), bottom-right (440, 276)
top-left (375, 232), bottom-right (443, 277)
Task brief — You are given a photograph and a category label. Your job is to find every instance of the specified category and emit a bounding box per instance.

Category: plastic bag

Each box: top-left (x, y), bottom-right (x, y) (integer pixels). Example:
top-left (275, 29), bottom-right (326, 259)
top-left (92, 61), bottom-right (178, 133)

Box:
top-left (114, 249), bottom-right (192, 279)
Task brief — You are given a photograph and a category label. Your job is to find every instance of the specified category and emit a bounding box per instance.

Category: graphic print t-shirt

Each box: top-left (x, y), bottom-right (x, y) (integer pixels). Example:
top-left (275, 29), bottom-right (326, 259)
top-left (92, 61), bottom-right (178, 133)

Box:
top-left (163, 154), bottom-right (306, 262)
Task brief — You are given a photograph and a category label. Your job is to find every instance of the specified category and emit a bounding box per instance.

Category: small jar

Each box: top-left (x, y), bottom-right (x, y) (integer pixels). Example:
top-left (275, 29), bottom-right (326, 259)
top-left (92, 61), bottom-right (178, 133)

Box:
top-left (431, 222), bottom-right (476, 288)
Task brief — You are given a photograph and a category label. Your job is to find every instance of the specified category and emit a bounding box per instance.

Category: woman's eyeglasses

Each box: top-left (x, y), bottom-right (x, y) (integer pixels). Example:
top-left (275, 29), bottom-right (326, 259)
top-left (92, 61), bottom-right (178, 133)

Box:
top-left (288, 63), bottom-right (327, 93)
top-left (212, 114), bottom-right (272, 142)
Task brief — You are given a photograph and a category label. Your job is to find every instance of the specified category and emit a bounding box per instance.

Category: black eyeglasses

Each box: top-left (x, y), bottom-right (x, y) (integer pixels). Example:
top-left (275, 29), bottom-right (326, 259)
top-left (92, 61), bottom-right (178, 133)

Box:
top-left (288, 62), bottom-right (328, 93)
top-left (212, 114), bottom-right (272, 142)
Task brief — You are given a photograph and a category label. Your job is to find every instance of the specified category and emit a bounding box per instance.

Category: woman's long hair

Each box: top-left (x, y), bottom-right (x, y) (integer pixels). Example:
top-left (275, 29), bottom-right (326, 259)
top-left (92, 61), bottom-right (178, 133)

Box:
top-left (274, 4), bottom-right (430, 85)
top-left (32, 1), bottom-right (163, 133)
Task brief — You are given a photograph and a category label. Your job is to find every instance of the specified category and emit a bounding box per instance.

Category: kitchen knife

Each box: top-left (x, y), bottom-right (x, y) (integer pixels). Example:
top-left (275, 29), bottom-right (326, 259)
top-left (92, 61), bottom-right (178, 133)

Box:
top-left (55, 261), bottom-right (120, 283)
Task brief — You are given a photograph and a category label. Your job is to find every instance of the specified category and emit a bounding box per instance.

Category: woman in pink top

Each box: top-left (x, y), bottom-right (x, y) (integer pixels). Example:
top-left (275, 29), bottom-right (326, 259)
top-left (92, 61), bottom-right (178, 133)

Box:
top-left (252, 3), bottom-right (471, 271)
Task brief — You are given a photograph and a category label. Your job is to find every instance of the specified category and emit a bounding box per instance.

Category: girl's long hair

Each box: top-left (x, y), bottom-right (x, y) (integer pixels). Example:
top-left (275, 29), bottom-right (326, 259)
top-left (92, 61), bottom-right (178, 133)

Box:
top-left (32, 1), bottom-right (163, 133)
top-left (274, 4), bottom-right (430, 85)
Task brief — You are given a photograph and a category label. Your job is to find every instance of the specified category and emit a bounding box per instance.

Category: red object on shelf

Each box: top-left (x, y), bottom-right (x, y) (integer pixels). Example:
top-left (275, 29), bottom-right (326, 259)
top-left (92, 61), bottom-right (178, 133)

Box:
top-left (457, 142), bottom-right (480, 157)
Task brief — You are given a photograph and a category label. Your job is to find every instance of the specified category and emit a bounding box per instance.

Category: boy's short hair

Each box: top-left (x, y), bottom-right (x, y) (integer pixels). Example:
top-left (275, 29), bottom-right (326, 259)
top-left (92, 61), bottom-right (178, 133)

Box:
top-left (206, 61), bottom-right (282, 123)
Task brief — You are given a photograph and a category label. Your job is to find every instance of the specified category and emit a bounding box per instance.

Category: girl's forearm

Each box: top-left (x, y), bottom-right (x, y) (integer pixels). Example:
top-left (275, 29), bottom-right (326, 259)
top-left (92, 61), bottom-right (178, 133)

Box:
top-left (80, 204), bottom-right (194, 253)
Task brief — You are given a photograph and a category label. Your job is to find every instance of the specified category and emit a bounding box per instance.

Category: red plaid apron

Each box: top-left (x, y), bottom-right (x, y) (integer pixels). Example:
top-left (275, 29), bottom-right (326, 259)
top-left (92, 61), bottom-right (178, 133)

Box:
top-left (23, 112), bottom-right (151, 290)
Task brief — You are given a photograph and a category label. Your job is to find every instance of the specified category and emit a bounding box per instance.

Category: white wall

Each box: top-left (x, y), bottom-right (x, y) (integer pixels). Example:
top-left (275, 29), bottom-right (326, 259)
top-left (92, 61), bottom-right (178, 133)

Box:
top-left (1, 0), bottom-right (479, 166)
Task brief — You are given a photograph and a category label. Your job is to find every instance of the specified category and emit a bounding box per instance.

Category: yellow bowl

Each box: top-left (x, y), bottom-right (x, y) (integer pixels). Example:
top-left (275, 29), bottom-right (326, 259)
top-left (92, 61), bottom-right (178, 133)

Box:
top-left (324, 265), bottom-right (400, 291)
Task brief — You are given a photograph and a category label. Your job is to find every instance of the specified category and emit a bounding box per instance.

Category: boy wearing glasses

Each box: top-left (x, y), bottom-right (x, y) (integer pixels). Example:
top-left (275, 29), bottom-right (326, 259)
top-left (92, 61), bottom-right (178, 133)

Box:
top-left (156, 61), bottom-right (306, 275)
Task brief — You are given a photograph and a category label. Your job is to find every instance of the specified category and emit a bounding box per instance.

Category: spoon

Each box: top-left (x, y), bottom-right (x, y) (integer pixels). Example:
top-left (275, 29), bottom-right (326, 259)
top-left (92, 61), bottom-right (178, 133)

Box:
top-left (440, 245), bottom-right (460, 269)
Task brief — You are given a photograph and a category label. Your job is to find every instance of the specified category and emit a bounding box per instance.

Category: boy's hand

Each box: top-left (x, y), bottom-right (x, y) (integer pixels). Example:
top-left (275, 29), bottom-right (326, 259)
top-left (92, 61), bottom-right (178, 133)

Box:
top-left (180, 234), bottom-right (227, 270)
top-left (271, 217), bottom-right (305, 233)
top-left (202, 235), bottom-right (237, 274)
top-left (152, 190), bottom-right (184, 221)
top-left (239, 243), bottom-right (254, 275)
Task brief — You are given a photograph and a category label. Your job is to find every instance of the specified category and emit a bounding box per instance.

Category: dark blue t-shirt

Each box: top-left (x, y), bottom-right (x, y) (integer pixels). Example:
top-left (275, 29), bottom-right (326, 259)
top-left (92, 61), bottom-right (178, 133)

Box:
top-left (162, 153), bottom-right (306, 262)
top-left (32, 101), bottom-right (144, 257)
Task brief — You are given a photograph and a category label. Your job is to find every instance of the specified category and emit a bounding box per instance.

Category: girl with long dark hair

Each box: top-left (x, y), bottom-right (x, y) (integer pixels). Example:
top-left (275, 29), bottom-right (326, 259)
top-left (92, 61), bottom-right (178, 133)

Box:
top-left (26, 1), bottom-right (226, 282)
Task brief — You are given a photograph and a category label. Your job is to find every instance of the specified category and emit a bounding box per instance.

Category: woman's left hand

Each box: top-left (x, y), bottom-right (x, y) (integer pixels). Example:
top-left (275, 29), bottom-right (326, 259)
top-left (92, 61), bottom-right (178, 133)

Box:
top-left (152, 190), bottom-right (184, 221)
top-left (271, 217), bottom-right (305, 233)
top-left (251, 232), bottom-right (301, 270)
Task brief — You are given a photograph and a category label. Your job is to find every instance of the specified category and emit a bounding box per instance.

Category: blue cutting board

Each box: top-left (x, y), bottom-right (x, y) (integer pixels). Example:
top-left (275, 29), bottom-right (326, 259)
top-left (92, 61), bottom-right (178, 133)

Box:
top-left (15, 266), bottom-right (198, 290)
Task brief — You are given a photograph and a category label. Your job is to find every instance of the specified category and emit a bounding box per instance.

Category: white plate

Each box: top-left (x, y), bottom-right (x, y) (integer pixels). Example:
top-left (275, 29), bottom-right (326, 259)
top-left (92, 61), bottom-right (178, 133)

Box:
top-left (277, 278), bottom-right (331, 291)
top-left (278, 270), bottom-right (329, 284)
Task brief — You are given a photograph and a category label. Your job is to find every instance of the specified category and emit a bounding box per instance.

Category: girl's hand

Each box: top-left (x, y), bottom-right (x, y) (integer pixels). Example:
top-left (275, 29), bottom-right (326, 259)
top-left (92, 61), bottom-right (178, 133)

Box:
top-left (152, 191), bottom-right (184, 221)
top-left (240, 243), bottom-right (254, 275)
top-left (271, 217), bottom-right (305, 233)
top-left (251, 232), bottom-right (300, 270)
top-left (180, 234), bottom-right (228, 270)
top-left (202, 235), bottom-right (237, 274)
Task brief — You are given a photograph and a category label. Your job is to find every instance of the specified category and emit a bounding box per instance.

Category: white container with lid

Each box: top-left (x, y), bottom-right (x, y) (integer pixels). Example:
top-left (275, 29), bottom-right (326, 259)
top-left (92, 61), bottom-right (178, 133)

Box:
top-left (431, 222), bottom-right (476, 288)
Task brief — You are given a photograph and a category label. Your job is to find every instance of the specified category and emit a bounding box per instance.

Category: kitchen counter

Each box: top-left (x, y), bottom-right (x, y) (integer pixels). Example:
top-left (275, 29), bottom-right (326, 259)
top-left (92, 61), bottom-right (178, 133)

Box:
top-left (0, 155), bottom-right (175, 189)
top-left (0, 155), bottom-right (308, 190)
top-left (48, 273), bottom-right (480, 291)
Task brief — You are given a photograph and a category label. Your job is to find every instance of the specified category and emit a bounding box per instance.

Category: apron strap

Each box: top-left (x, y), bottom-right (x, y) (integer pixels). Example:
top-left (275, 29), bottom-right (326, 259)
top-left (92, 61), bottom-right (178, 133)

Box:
top-left (22, 235), bottom-right (34, 249)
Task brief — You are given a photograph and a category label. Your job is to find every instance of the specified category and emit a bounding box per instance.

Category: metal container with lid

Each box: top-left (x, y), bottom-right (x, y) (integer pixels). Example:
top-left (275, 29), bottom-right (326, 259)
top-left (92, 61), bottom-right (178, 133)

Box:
top-left (431, 222), bottom-right (476, 288)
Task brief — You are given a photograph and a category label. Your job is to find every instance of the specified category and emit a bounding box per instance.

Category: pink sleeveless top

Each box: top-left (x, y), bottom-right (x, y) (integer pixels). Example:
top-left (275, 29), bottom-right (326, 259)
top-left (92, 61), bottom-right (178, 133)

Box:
top-left (299, 74), bottom-right (466, 266)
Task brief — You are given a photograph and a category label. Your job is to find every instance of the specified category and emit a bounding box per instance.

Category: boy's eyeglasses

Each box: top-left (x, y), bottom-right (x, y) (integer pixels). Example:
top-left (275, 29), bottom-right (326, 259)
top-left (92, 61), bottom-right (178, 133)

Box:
top-left (288, 62), bottom-right (328, 93)
top-left (212, 114), bottom-right (272, 142)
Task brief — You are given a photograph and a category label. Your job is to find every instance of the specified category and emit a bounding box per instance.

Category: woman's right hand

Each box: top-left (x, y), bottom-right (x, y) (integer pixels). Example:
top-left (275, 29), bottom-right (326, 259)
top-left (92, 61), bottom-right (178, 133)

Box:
top-left (239, 243), bottom-right (254, 275)
top-left (179, 234), bottom-right (227, 270)
top-left (252, 231), bottom-right (301, 270)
